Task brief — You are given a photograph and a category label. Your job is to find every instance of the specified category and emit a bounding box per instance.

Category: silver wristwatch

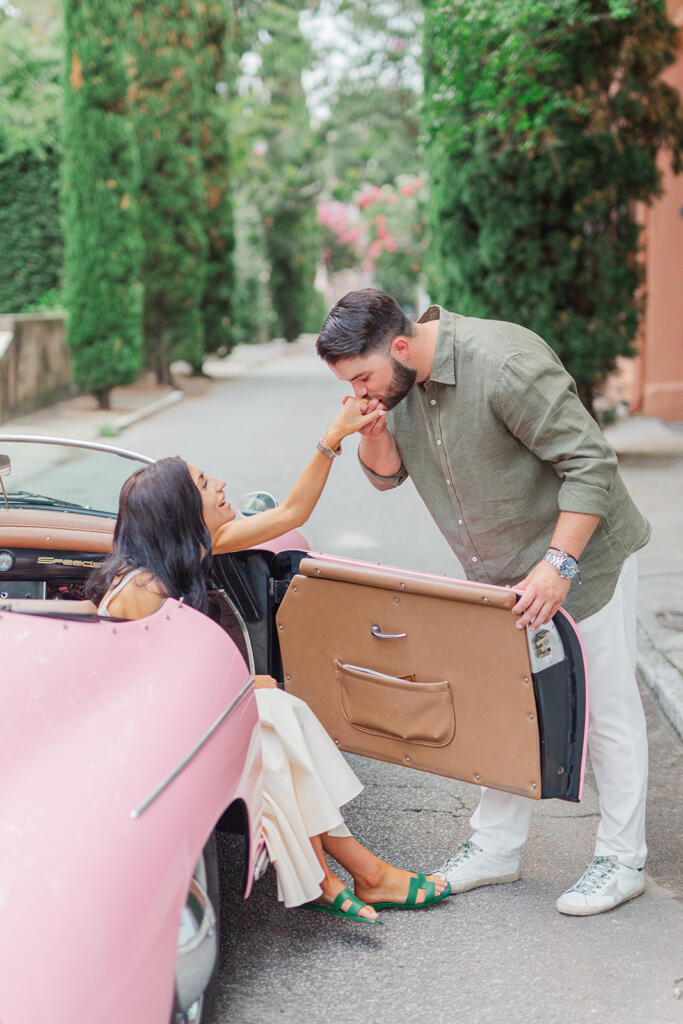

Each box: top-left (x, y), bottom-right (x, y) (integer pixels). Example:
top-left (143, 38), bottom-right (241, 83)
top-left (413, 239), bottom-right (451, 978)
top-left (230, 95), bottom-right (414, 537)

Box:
top-left (543, 547), bottom-right (581, 583)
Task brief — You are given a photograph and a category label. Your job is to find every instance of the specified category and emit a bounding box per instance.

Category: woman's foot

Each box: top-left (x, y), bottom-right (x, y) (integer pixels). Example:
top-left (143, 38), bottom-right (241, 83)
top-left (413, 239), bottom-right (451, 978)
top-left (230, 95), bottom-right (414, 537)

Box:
top-left (318, 874), bottom-right (379, 922)
top-left (354, 862), bottom-right (448, 907)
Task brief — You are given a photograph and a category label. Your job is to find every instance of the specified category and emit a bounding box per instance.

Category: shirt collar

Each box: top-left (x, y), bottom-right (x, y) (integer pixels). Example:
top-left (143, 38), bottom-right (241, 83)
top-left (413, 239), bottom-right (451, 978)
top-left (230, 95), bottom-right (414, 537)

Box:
top-left (417, 305), bottom-right (456, 386)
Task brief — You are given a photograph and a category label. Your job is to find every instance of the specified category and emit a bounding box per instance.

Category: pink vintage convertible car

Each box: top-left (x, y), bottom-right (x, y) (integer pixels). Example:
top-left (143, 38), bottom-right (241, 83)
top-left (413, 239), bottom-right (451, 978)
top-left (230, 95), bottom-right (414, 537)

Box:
top-left (0, 435), bottom-right (588, 1024)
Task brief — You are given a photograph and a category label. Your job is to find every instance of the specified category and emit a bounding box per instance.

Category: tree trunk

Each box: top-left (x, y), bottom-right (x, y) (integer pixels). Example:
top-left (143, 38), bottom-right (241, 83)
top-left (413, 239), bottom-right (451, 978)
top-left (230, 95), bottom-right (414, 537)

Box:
top-left (94, 388), bottom-right (111, 410)
top-left (151, 330), bottom-right (172, 386)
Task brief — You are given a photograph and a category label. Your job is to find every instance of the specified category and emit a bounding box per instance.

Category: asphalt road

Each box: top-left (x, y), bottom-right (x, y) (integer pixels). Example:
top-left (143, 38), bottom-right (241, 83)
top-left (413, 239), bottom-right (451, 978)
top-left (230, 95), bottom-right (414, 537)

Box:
top-left (121, 343), bottom-right (683, 1024)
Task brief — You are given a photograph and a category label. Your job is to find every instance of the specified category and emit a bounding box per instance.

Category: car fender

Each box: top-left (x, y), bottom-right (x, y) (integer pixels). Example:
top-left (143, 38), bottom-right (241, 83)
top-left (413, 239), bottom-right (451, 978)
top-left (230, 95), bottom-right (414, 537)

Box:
top-left (0, 600), bottom-right (262, 1024)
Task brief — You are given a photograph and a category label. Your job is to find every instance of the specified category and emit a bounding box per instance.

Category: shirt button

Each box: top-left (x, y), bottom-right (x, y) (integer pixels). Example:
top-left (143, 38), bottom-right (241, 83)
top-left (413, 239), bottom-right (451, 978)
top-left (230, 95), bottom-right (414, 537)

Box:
top-left (471, 556), bottom-right (478, 563)
top-left (430, 399), bottom-right (436, 406)
top-left (436, 440), bottom-right (442, 446)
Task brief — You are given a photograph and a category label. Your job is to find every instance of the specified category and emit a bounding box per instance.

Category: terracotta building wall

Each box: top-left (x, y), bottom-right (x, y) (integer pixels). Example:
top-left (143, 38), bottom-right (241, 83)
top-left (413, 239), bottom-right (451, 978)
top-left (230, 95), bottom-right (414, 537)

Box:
top-left (639, 0), bottom-right (683, 421)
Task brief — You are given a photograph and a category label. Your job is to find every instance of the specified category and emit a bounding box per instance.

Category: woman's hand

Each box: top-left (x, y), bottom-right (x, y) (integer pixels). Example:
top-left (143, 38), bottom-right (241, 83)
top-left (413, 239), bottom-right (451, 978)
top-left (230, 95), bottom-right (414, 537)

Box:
top-left (343, 395), bottom-right (388, 437)
top-left (327, 396), bottom-right (385, 448)
top-left (253, 674), bottom-right (279, 690)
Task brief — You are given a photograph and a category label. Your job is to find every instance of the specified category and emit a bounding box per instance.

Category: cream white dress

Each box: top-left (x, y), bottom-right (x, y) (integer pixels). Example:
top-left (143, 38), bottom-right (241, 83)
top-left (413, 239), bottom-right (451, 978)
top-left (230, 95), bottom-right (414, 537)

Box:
top-left (255, 688), bottom-right (363, 908)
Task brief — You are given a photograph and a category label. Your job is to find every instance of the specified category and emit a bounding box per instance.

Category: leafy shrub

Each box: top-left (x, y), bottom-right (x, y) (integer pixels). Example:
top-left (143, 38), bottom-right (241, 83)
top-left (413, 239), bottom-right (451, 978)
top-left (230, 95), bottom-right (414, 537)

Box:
top-left (422, 0), bottom-right (683, 405)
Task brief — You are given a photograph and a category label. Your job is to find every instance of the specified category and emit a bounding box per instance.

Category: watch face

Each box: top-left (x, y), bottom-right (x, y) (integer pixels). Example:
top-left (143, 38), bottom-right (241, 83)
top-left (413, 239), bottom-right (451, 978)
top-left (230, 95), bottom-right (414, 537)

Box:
top-left (545, 550), bottom-right (577, 578)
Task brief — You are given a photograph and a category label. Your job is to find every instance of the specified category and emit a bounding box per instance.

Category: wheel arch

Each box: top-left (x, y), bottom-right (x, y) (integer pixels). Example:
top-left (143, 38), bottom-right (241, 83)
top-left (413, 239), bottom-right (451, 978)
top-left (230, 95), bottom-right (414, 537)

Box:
top-left (215, 797), bottom-right (253, 897)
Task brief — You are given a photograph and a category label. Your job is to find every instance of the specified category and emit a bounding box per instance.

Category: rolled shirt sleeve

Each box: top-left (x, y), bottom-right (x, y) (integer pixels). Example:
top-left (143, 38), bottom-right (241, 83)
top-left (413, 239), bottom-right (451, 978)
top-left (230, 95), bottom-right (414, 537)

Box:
top-left (492, 351), bottom-right (618, 519)
top-left (357, 447), bottom-right (409, 491)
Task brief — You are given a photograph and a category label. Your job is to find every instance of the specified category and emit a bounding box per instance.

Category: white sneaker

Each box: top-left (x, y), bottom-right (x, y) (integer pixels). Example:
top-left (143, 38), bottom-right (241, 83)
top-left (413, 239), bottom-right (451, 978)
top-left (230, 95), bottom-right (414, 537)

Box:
top-left (435, 839), bottom-right (521, 893)
top-left (556, 856), bottom-right (645, 916)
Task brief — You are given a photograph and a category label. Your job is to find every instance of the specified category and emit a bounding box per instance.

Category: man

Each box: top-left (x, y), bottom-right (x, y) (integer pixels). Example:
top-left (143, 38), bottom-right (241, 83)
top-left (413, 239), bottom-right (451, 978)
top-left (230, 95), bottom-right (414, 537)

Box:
top-left (316, 288), bottom-right (651, 916)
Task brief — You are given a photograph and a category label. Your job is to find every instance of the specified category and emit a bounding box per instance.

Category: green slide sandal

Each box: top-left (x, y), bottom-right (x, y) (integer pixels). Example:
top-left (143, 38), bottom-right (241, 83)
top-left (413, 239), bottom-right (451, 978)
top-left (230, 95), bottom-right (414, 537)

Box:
top-left (369, 873), bottom-right (452, 910)
top-left (302, 887), bottom-right (382, 925)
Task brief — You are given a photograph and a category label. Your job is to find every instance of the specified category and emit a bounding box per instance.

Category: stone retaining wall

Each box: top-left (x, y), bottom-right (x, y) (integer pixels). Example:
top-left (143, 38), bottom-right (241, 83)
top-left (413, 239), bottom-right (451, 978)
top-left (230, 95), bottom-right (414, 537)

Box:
top-left (0, 313), bottom-right (72, 424)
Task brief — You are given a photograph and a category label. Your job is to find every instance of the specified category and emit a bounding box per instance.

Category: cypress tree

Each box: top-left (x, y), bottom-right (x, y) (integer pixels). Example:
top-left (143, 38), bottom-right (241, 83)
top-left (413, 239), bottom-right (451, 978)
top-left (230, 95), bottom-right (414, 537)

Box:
top-left (132, 0), bottom-right (208, 381)
top-left (423, 0), bottom-right (683, 408)
top-left (197, 0), bottom-right (235, 357)
top-left (62, 0), bottom-right (143, 408)
top-left (253, 1), bottom-right (321, 342)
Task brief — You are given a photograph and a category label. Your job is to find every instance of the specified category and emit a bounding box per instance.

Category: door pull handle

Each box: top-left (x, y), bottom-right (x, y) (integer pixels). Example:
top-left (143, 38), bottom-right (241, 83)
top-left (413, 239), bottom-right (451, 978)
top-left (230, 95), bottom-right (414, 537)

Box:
top-left (371, 624), bottom-right (407, 640)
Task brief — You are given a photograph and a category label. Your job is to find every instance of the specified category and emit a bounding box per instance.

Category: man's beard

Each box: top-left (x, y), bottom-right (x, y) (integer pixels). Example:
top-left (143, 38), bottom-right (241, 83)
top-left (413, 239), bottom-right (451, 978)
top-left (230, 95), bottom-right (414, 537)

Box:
top-left (381, 357), bottom-right (418, 410)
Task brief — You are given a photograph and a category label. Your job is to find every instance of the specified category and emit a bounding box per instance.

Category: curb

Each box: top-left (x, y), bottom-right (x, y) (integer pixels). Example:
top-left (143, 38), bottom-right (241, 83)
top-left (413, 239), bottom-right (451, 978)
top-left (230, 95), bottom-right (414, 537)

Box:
top-left (111, 389), bottom-right (184, 433)
top-left (637, 608), bottom-right (683, 740)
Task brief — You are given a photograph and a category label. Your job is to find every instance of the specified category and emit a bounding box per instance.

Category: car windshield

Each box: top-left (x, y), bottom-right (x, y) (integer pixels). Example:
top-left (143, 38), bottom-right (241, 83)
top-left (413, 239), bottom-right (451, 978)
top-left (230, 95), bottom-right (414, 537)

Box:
top-left (0, 438), bottom-right (153, 517)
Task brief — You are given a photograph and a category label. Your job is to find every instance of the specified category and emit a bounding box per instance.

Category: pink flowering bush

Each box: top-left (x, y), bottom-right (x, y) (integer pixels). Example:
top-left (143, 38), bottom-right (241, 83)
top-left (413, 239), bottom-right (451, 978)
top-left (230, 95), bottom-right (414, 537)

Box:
top-left (354, 176), bottom-right (427, 310)
top-left (317, 176), bottom-right (427, 308)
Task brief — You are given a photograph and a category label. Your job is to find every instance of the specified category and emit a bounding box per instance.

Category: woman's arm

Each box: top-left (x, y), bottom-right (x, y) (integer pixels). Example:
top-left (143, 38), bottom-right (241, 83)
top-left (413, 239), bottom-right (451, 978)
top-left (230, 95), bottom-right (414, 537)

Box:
top-left (212, 397), bottom-right (383, 555)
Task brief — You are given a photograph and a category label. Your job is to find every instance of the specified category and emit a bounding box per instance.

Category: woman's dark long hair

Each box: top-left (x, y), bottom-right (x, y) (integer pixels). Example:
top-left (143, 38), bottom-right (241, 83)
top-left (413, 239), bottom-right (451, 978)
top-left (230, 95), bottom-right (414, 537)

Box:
top-left (87, 457), bottom-right (212, 613)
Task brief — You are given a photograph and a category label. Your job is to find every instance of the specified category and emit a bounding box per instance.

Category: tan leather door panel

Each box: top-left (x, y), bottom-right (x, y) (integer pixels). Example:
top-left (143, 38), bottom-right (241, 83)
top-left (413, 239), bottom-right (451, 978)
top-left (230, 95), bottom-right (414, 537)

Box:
top-left (277, 558), bottom-right (542, 799)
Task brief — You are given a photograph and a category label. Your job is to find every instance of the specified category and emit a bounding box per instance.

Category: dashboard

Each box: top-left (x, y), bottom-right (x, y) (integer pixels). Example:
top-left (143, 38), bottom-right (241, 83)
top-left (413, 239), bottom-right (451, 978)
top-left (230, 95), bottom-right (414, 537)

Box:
top-left (0, 509), bottom-right (114, 601)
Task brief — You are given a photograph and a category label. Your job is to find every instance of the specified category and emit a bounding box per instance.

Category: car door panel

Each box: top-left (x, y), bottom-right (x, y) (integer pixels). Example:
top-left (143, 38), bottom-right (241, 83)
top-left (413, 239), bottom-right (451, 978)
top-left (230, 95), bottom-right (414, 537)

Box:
top-left (276, 557), bottom-right (586, 802)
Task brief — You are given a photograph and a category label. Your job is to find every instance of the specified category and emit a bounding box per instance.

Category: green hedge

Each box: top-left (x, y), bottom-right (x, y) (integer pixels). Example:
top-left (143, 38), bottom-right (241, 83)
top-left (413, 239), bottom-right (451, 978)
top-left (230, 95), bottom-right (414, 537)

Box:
top-left (0, 149), bottom-right (63, 313)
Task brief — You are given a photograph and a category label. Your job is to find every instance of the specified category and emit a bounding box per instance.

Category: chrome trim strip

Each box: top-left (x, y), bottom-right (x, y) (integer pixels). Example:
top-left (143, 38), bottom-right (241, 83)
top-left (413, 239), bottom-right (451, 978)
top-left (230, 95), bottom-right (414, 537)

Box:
top-left (0, 434), bottom-right (154, 464)
top-left (131, 678), bottom-right (254, 819)
top-left (215, 587), bottom-right (256, 675)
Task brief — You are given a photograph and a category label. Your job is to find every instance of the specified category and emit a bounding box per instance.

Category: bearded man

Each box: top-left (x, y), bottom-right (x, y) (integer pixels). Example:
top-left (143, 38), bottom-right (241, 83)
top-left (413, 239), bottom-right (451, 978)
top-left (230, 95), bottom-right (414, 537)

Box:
top-left (316, 288), bottom-right (651, 917)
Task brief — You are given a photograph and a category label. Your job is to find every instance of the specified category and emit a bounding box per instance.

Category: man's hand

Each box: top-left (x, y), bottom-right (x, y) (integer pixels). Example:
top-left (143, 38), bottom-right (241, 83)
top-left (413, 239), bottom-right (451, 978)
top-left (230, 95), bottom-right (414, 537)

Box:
top-left (342, 395), bottom-right (388, 436)
top-left (511, 560), bottom-right (571, 630)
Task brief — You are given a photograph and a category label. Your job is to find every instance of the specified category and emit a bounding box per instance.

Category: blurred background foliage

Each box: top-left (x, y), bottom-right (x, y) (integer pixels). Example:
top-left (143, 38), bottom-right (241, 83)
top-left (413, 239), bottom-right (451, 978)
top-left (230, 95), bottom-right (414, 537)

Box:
top-left (0, 6), bottom-right (63, 314)
top-left (423, 0), bottom-right (683, 407)
top-left (0, 0), bottom-right (681, 407)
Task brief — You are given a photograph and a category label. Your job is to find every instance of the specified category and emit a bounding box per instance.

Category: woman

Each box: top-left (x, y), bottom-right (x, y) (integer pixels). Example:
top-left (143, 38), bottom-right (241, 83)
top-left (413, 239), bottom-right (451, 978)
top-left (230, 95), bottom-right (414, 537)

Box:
top-left (88, 398), bottom-right (450, 924)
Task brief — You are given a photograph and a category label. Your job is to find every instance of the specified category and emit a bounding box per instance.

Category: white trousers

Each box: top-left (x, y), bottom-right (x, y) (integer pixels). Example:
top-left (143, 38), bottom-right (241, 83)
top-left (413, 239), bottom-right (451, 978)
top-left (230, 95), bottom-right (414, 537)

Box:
top-left (470, 554), bottom-right (649, 870)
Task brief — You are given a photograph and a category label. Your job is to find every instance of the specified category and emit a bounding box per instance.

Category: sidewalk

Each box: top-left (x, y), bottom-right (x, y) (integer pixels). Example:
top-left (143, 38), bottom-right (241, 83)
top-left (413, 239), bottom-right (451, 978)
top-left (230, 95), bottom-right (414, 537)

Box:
top-left (1, 351), bottom-right (681, 739)
top-left (0, 375), bottom-right (185, 442)
top-left (0, 337), bottom-right (303, 442)
top-left (603, 416), bottom-right (683, 739)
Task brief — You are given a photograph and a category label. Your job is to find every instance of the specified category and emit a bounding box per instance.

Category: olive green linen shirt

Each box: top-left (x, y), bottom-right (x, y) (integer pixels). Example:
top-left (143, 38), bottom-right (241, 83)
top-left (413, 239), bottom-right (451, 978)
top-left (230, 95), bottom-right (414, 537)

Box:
top-left (360, 306), bottom-right (650, 621)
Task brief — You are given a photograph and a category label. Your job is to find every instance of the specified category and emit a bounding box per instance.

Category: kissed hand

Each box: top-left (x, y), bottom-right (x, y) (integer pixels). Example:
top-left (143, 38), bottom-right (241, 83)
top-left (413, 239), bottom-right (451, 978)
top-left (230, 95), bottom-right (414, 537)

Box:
top-left (341, 395), bottom-right (388, 436)
top-left (330, 396), bottom-right (385, 444)
top-left (512, 560), bottom-right (571, 630)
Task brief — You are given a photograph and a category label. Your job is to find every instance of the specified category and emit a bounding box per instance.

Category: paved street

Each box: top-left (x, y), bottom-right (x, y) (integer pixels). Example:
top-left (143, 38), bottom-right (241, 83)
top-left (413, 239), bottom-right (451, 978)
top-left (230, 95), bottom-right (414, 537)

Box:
top-left (3, 341), bottom-right (681, 1023)
top-left (109, 342), bottom-right (682, 1024)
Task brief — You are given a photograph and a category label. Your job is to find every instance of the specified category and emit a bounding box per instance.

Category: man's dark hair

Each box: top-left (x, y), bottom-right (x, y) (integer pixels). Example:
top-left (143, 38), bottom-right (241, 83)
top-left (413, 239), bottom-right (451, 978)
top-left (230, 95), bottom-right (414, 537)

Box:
top-left (316, 288), bottom-right (413, 364)
top-left (87, 456), bottom-right (212, 613)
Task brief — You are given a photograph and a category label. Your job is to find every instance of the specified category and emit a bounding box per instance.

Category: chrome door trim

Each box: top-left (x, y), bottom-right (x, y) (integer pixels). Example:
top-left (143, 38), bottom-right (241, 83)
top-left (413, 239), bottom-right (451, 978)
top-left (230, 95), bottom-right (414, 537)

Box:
top-left (131, 677), bottom-right (254, 819)
top-left (214, 587), bottom-right (255, 674)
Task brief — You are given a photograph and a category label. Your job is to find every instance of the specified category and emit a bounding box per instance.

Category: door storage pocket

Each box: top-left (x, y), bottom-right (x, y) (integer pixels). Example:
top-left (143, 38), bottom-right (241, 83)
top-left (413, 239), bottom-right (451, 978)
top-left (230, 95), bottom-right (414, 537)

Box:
top-left (333, 660), bottom-right (455, 747)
